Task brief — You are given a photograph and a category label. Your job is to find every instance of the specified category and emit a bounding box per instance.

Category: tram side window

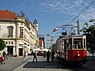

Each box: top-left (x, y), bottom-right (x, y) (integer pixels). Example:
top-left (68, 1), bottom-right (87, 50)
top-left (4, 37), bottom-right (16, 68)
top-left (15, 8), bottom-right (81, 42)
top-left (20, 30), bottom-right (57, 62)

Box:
top-left (69, 38), bottom-right (72, 49)
top-left (64, 40), bottom-right (69, 49)
top-left (74, 42), bottom-right (77, 48)
top-left (66, 42), bottom-right (69, 49)
top-left (78, 42), bottom-right (82, 48)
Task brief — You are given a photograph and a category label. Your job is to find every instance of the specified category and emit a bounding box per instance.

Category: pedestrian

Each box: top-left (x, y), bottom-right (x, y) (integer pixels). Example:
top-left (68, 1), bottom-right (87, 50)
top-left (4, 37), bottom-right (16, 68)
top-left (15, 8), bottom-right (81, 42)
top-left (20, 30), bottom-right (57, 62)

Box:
top-left (47, 50), bottom-right (50, 62)
top-left (43, 51), bottom-right (46, 57)
top-left (3, 51), bottom-right (6, 60)
top-left (6, 52), bottom-right (9, 59)
top-left (0, 53), bottom-right (5, 64)
top-left (33, 51), bottom-right (37, 62)
top-left (54, 51), bottom-right (57, 61)
top-left (24, 51), bottom-right (26, 59)
top-left (51, 50), bottom-right (54, 62)
top-left (25, 52), bottom-right (28, 59)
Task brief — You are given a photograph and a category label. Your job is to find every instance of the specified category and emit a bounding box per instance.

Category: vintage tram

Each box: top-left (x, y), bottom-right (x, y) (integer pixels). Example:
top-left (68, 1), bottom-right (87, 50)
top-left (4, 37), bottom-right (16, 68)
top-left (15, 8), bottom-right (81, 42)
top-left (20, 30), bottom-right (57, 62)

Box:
top-left (55, 35), bottom-right (87, 65)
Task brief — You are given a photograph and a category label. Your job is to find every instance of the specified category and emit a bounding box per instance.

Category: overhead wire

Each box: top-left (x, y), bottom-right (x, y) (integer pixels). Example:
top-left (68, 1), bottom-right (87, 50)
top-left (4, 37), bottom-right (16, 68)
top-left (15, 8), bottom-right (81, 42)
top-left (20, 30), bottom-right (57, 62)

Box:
top-left (57, 0), bottom-right (95, 28)
top-left (55, 0), bottom-right (95, 35)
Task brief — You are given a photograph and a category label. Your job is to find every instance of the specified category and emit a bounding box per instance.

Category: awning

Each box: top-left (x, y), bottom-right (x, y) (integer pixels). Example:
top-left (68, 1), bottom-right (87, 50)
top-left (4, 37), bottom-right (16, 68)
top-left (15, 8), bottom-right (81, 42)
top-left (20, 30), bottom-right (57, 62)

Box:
top-left (32, 48), bottom-right (41, 51)
top-left (42, 48), bottom-right (49, 52)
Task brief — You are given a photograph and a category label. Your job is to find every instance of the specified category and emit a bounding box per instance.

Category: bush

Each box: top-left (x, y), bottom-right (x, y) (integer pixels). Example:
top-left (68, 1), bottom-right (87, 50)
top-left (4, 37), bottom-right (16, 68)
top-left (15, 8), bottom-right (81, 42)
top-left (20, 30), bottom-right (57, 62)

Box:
top-left (0, 39), bottom-right (6, 51)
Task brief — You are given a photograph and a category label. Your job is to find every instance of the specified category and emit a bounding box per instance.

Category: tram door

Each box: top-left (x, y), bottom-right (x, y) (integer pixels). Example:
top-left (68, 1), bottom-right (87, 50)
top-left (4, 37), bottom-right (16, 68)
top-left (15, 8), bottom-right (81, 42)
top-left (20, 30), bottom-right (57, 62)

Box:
top-left (64, 40), bottom-right (66, 53)
top-left (64, 39), bottom-right (67, 59)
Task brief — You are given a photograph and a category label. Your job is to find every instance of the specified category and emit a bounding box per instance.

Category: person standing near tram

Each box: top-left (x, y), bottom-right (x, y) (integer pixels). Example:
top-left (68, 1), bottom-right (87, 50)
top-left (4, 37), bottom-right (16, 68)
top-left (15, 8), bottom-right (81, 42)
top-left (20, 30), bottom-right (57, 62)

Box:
top-left (51, 50), bottom-right (54, 62)
top-left (47, 50), bottom-right (50, 62)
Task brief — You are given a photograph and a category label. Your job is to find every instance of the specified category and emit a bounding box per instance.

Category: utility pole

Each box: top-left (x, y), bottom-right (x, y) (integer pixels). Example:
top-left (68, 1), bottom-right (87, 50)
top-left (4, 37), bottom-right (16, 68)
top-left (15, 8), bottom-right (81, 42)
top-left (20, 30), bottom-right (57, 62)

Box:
top-left (77, 20), bottom-right (80, 35)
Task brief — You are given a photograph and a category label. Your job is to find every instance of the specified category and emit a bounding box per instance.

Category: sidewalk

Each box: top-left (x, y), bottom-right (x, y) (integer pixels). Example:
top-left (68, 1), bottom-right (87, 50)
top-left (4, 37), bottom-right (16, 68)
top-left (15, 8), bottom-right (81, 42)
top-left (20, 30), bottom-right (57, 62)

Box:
top-left (0, 56), bottom-right (31, 71)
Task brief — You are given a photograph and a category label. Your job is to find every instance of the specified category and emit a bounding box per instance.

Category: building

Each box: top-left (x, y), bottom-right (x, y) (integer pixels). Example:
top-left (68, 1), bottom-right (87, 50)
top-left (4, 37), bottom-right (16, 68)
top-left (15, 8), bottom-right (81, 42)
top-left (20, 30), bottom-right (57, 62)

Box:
top-left (0, 10), bottom-right (39, 56)
top-left (39, 36), bottom-right (45, 49)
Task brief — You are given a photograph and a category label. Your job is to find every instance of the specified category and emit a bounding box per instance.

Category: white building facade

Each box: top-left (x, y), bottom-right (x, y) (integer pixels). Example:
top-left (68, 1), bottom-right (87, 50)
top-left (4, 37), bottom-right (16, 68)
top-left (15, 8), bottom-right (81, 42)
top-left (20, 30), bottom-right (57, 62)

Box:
top-left (0, 10), bottom-right (39, 56)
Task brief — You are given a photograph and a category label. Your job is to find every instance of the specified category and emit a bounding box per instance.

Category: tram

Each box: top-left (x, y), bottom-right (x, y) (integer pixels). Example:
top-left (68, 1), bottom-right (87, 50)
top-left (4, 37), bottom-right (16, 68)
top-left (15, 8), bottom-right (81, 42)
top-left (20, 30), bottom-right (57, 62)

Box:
top-left (55, 35), bottom-right (87, 65)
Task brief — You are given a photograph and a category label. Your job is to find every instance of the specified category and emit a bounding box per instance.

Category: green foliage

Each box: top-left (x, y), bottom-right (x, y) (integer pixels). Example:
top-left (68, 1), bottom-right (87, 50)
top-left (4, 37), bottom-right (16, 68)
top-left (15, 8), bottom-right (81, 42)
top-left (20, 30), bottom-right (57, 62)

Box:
top-left (89, 19), bottom-right (95, 22)
top-left (0, 39), bottom-right (6, 51)
top-left (83, 22), bottom-right (88, 27)
top-left (80, 22), bottom-right (88, 33)
top-left (81, 18), bottom-right (95, 51)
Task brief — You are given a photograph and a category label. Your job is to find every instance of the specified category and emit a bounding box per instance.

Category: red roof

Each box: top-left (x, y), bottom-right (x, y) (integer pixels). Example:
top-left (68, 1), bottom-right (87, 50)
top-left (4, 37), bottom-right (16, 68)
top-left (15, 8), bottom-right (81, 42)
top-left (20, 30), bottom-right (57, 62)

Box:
top-left (0, 10), bottom-right (17, 19)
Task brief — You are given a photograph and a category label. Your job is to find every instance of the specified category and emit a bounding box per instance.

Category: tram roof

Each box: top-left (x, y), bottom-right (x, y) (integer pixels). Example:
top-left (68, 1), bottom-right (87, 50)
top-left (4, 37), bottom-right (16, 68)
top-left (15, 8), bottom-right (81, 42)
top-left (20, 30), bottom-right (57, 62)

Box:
top-left (56, 34), bottom-right (86, 41)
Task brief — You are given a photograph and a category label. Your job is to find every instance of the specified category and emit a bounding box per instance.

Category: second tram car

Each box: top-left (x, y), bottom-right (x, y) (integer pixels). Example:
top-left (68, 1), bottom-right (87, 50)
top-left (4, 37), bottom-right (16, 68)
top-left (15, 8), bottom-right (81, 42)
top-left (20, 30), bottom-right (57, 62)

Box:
top-left (55, 35), bottom-right (87, 65)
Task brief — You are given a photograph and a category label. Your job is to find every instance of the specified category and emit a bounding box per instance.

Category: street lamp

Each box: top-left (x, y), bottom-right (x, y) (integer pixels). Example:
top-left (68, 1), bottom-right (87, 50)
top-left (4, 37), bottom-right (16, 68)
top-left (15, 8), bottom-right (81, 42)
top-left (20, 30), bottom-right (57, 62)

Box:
top-left (53, 28), bottom-right (58, 32)
top-left (46, 34), bottom-right (50, 48)
top-left (50, 28), bottom-right (58, 49)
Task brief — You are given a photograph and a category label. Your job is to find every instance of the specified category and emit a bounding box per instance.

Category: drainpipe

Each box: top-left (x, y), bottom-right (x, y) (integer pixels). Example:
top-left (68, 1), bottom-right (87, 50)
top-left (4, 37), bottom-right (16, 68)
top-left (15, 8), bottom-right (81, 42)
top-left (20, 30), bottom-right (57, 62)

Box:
top-left (15, 20), bottom-right (17, 56)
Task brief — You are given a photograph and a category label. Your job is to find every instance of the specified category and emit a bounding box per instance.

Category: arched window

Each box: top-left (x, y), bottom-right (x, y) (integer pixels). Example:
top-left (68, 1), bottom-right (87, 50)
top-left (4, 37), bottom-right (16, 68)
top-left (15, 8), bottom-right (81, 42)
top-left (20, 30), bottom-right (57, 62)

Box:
top-left (7, 26), bottom-right (13, 37)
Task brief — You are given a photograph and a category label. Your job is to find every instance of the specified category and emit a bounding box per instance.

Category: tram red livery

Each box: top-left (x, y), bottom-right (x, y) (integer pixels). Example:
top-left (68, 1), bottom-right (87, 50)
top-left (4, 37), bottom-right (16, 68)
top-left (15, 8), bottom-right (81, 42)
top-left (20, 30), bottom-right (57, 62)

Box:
top-left (55, 35), bottom-right (87, 65)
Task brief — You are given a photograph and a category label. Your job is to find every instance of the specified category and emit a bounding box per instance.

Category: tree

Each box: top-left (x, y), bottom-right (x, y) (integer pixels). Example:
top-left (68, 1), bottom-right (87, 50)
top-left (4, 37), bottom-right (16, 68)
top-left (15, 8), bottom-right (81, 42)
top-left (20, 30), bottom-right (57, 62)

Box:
top-left (80, 19), bottom-right (95, 60)
top-left (0, 39), bottom-right (6, 51)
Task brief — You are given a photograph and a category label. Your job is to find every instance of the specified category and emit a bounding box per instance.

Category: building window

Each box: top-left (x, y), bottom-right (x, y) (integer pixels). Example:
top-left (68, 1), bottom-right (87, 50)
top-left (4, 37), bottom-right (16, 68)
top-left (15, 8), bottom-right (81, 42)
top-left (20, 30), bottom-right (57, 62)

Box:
top-left (20, 27), bottom-right (23, 38)
top-left (7, 26), bottom-right (13, 37)
top-left (19, 44), bottom-right (23, 47)
top-left (6, 42), bottom-right (7, 44)
top-left (28, 44), bottom-right (29, 46)
top-left (11, 42), bottom-right (13, 44)
top-left (9, 42), bottom-right (10, 44)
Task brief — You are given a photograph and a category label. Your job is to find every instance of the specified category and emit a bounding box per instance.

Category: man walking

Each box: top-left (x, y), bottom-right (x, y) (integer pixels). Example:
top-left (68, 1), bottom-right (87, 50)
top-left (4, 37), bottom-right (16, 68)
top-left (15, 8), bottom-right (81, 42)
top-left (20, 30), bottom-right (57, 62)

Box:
top-left (33, 51), bottom-right (37, 62)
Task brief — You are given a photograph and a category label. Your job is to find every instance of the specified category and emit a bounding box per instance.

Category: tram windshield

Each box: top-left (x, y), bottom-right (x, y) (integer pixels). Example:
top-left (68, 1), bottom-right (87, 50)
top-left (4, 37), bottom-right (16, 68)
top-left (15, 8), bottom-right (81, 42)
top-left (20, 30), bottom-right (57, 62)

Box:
top-left (73, 38), bottom-right (83, 49)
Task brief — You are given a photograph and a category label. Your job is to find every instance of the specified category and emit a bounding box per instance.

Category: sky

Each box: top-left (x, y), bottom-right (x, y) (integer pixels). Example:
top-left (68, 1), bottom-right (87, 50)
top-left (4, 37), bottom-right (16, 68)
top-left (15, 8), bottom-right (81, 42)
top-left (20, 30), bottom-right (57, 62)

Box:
top-left (0, 0), bottom-right (95, 40)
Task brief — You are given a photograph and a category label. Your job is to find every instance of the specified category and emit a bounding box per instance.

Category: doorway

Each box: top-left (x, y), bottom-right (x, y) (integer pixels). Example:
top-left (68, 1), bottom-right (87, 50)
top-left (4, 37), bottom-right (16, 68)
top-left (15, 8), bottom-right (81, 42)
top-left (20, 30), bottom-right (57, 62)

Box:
top-left (7, 46), bottom-right (13, 55)
top-left (19, 48), bottom-right (23, 56)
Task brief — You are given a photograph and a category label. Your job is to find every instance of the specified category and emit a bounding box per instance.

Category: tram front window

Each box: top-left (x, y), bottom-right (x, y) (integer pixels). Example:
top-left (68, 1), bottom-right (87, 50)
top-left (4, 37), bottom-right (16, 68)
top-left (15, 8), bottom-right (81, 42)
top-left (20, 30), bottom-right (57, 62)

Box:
top-left (73, 38), bottom-right (83, 49)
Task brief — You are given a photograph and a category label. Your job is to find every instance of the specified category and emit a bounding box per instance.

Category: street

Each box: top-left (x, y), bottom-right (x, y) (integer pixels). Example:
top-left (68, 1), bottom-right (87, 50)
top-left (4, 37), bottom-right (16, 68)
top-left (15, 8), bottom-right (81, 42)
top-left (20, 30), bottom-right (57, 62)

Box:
top-left (0, 55), bottom-right (95, 71)
top-left (12, 56), bottom-right (95, 71)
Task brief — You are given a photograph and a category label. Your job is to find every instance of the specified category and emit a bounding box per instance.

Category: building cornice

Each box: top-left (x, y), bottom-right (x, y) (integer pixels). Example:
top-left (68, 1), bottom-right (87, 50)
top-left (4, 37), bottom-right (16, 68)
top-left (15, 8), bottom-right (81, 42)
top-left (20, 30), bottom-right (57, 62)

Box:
top-left (0, 19), bottom-right (38, 33)
top-left (0, 19), bottom-right (26, 24)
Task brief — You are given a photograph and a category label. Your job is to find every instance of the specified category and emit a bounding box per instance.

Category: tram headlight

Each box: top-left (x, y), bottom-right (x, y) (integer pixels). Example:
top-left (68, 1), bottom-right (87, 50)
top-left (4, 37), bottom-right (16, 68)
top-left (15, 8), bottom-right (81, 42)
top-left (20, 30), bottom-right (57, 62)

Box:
top-left (77, 54), bottom-right (80, 56)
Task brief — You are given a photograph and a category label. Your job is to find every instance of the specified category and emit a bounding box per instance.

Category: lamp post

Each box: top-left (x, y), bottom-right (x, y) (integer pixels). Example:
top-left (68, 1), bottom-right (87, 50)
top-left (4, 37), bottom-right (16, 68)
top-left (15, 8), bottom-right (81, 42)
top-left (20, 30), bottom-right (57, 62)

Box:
top-left (49, 28), bottom-right (58, 50)
top-left (46, 34), bottom-right (50, 48)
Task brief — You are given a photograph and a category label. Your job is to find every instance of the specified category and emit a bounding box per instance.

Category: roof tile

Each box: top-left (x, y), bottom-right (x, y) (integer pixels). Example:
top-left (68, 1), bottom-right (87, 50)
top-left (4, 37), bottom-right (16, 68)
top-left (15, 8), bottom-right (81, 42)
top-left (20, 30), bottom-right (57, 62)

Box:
top-left (0, 10), bottom-right (17, 19)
